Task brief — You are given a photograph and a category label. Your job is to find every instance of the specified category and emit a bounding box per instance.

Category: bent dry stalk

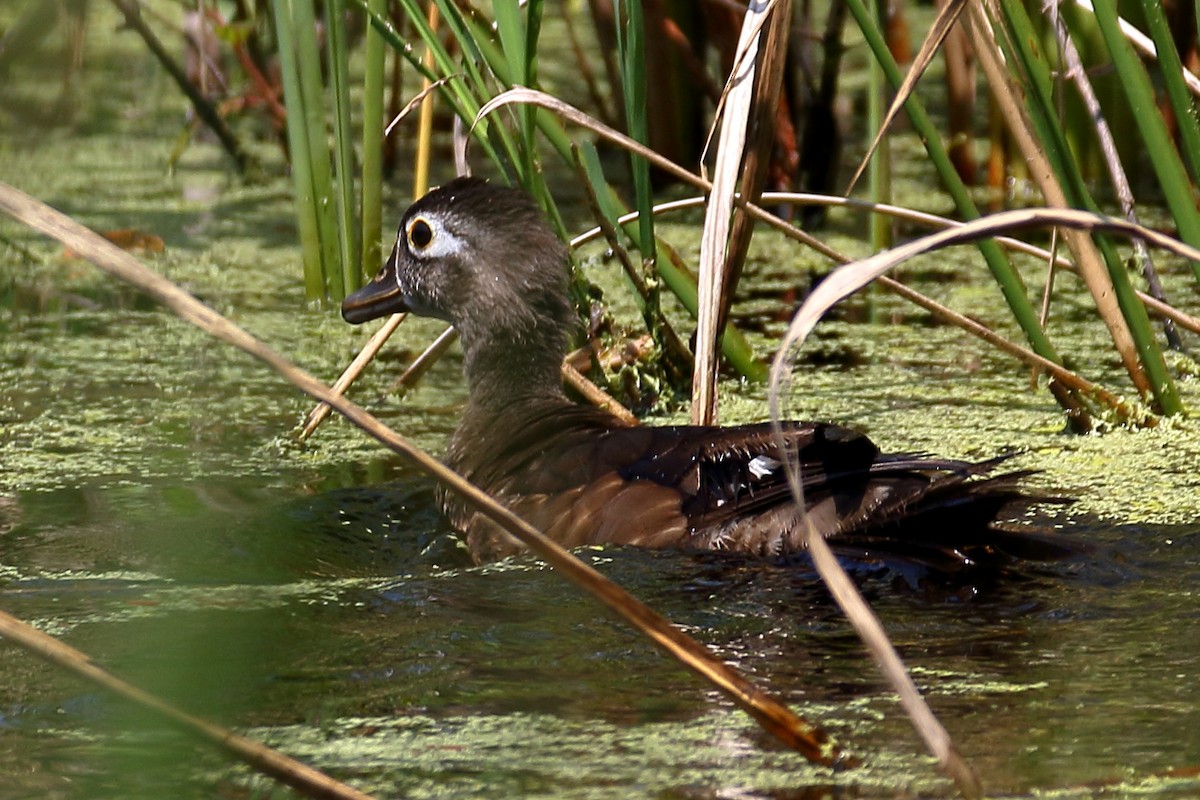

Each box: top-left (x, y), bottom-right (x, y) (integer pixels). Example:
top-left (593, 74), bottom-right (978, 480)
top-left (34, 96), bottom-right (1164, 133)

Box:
top-left (0, 180), bottom-right (843, 772)
top-left (0, 609), bottom-right (376, 800)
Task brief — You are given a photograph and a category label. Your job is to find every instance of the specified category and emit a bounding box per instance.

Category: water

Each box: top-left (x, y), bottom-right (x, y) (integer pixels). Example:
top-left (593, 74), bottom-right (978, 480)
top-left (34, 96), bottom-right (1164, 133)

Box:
top-left (0, 468), bottom-right (1197, 797)
top-left (2, 5), bottom-right (1200, 797)
top-left (1, 268), bottom-right (1198, 798)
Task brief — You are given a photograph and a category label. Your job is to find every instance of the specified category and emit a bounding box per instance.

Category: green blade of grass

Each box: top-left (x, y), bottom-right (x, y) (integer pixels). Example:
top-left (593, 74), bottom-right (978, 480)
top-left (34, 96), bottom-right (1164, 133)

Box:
top-left (996, 0), bottom-right (1181, 414)
top-left (360, 0), bottom-right (387, 279)
top-left (867, 0), bottom-right (892, 253)
top-left (1139, 0), bottom-right (1200, 183)
top-left (579, 142), bottom-right (765, 382)
top-left (494, 0), bottom-right (533, 184)
top-left (613, 0), bottom-right (655, 261)
top-left (353, 0), bottom-right (507, 170)
top-left (325, 0), bottom-right (361, 298)
top-left (449, 6), bottom-right (577, 230)
top-left (290, 0), bottom-right (341, 301)
top-left (270, 0), bottom-right (325, 300)
top-left (429, 0), bottom-right (525, 180)
top-left (845, 0), bottom-right (1079, 403)
top-left (1115, 0), bottom-right (1200, 285)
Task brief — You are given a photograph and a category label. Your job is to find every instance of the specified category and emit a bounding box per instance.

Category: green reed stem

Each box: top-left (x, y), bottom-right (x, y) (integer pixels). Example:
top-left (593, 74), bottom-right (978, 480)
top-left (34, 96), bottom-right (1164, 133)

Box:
top-left (844, 0), bottom-right (1071, 381)
top-left (293, 0), bottom-right (341, 299)
top-left (325, 0), bottom-right (360, 298)
top-left (445, 6), bottom-right (573, 231)
top-left (1139, 0), bottom-right (1200, 183)
top-left (1092, 2), bottom-right (1200, 259)
top-left (495, 0), bottom-right (537, 184)
top-left (360, 0), bottom-right (386, 279)
top-left (866, 0), bottom-right (892, 253)
top-left (270, 0), bottom-right (325, 300)
top-left (998, 0), bottom-right (1181, 414)
top-left (613, 0), bottom-right (655, 262)
top-left (1122, 0), bottom-right (1200, 286)
top-left (579, 143), bottom-right (766, 382)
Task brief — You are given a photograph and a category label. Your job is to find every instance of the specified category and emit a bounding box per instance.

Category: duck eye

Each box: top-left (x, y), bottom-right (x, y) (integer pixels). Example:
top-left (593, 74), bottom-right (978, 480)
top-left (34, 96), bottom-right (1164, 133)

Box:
top-left (408, 218), bottom-right (434, 250)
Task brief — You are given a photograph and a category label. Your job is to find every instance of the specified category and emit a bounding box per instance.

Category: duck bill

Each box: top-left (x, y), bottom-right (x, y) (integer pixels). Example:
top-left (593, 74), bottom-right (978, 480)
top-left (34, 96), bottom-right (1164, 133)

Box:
top-left (341, 252), bottom-right (408, 324)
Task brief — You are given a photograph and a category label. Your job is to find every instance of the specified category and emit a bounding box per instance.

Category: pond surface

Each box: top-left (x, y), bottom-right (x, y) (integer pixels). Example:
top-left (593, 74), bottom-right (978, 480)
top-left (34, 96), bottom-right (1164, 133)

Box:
top-left (2, 6), bottom-right (1200, 799)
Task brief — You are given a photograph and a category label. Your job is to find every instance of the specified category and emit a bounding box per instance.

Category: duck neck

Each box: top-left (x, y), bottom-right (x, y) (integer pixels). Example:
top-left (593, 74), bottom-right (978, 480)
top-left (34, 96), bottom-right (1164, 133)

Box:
top-left (451, 240), bottom-right (576, 418)
top-left (459, 324), bottom-right (571, 417)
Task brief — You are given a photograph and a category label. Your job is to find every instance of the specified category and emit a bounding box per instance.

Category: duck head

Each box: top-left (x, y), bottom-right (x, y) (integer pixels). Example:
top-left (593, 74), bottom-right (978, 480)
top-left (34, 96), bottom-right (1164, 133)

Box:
top-left (342, 176), bottom-right (575, 402)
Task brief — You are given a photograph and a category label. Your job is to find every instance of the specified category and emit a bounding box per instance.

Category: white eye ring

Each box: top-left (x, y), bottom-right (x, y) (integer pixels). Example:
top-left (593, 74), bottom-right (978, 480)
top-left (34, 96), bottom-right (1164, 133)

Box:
top-left (400, 214), bottom-right (465, 259)
top-left (408, 217), bottom-right (434, 250)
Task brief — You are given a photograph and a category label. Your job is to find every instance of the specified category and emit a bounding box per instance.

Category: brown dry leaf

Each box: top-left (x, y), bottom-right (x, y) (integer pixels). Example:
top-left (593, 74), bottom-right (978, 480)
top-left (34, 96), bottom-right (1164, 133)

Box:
top-left (63, 228), bottom-right (165, 260)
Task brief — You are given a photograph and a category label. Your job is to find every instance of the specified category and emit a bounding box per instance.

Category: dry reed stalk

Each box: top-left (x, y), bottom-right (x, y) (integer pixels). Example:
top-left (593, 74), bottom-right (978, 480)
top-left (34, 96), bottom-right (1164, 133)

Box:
top-left (299, 312), bottom-right (406, 440)
top-left (0, 609), bottom-right (376, 800)
top-left (0, 179), bottom-right (843, 770)
top-left (967, 1), bottom-right (1152, 399)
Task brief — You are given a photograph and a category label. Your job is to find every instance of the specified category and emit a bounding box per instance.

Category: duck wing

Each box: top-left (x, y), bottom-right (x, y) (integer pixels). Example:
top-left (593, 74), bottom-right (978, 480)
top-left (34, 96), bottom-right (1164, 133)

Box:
top-left (444, 401), bottom-right (695, 559)
top-left (444, 401), bottom-right (1070, 567)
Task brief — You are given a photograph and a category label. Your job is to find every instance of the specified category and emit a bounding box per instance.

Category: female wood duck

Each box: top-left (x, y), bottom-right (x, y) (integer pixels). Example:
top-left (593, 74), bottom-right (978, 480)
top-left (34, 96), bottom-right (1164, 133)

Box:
top-left (342, 177), bottom-right (1071, 572)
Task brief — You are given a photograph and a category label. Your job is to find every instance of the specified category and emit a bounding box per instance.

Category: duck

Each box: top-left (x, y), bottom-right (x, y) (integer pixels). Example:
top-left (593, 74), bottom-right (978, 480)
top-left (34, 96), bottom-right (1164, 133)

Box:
top-left (342, 176), bottom-right (1072, 572)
